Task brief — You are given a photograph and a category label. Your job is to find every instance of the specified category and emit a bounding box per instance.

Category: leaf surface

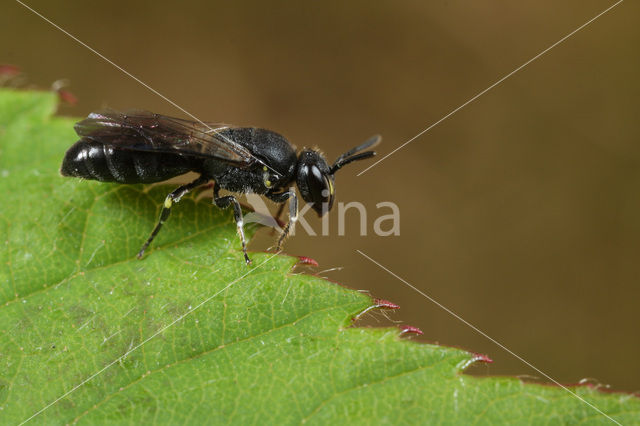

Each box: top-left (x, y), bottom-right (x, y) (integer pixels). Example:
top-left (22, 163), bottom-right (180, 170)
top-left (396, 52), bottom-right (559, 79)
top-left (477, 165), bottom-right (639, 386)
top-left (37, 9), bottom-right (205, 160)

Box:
top-left (0, 89), bottom-right (637, 424)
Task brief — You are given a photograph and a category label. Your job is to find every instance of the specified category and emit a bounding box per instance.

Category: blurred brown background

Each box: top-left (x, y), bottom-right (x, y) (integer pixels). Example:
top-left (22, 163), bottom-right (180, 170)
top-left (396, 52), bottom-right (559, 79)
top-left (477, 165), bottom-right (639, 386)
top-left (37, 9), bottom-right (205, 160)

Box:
top-left (3, 1), bottom-right (639, 392)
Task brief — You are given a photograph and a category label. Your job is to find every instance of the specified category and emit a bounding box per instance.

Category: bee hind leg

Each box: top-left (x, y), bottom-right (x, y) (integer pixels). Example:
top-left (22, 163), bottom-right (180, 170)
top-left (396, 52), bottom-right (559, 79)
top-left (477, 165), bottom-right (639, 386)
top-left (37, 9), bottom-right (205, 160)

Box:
top-left (137, 175), bottom-right (208, 259)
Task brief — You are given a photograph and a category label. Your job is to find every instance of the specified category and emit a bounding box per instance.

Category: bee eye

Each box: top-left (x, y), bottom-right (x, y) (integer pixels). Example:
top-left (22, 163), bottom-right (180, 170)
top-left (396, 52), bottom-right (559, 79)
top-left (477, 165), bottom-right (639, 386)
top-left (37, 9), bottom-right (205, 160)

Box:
top-left (307, 166), bottom-right (330, 204)
top-left (295, 151), bottom-right (336, 216)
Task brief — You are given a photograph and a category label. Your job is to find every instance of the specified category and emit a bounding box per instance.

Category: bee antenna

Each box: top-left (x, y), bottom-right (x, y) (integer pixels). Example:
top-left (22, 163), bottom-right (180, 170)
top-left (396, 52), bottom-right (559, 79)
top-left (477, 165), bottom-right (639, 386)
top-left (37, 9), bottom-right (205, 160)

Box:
top-left (331, 151), bottom-right (376, 174)
top-left (330, 134), bottom-right (381, 174)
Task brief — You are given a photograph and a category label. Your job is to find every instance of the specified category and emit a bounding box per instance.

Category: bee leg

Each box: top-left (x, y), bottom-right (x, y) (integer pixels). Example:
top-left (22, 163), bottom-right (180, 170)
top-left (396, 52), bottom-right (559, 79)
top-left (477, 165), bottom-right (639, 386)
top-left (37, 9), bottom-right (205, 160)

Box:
top-left (269, 203), bottom-right (286, 236)
top-left (137, 175), bottom-right (209, 259)
top-left (267, 190), bottom-right (298, 251)
top-left (213, 183), bottom-right (251, 265)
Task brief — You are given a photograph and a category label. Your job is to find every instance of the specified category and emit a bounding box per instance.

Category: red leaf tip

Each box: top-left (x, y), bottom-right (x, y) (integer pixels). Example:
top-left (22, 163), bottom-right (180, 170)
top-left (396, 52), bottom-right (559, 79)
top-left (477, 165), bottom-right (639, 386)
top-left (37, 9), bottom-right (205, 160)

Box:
top-left (374, 299), bottom-right (400, 310)
top-left (399, 325), bottom-right (423, 335)
top-left (472, 352), bottom-right (493, 364)
top-left (0, 64), bottom-right (20, 76)
top-left (297, 256), bottom-right (319, 267)
top-left (57, 89), bottom-right (78, 105)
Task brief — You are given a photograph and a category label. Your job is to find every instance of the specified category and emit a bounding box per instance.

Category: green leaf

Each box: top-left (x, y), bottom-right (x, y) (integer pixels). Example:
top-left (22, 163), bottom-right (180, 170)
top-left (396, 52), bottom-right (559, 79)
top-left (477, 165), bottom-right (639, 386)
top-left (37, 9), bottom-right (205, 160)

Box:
top-left (0, 89), bottom-right (638, 424)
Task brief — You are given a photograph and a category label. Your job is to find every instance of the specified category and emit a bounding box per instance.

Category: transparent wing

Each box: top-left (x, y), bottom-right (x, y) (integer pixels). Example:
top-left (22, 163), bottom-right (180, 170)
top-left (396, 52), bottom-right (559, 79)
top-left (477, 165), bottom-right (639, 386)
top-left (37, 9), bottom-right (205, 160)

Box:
top-left (74, 110), bottom-right (256, 166)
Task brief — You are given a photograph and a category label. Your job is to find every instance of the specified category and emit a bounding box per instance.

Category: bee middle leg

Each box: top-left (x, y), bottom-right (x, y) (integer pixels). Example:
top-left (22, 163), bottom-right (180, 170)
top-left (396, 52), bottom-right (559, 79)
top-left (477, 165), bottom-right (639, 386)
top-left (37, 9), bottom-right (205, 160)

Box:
top-left (137, 175), bottom-right (209, 259)
top-left (213, 183), bottom-right (251, 265)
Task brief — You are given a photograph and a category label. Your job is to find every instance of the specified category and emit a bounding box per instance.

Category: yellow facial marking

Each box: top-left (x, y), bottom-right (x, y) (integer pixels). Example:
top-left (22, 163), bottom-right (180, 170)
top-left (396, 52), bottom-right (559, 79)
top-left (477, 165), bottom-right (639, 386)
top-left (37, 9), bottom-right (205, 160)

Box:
top-left (164, 198), bottom-right (173, 208)
top-left (328, 178), bottom-right (334, 195)
top-left (263, 166), bottom-right (274, 188)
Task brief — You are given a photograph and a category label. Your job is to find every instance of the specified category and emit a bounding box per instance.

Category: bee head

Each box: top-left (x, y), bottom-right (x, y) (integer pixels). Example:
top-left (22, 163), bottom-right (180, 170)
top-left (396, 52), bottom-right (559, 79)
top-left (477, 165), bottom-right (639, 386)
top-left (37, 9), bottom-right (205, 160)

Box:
top-left (296, 150), bottom-right (334, 216)
top-left (295, 135), bottom-right (380, 217)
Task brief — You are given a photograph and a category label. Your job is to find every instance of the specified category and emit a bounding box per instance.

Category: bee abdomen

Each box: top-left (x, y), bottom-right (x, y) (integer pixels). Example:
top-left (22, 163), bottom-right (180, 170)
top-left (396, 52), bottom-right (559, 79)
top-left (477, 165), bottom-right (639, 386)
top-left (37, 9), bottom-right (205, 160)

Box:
top-left (60, 138), bottom-right (194, 183)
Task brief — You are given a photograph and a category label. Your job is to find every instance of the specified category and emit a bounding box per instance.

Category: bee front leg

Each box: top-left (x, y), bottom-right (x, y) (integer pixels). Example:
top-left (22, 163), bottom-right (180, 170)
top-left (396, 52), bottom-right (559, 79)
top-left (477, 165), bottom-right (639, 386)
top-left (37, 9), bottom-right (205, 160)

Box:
top-left (267, 190), bottom-right (298, 251)
top-left (137, 175), bottom-right (208, 259)
top-left (214, 183), bottom-right (251, 265)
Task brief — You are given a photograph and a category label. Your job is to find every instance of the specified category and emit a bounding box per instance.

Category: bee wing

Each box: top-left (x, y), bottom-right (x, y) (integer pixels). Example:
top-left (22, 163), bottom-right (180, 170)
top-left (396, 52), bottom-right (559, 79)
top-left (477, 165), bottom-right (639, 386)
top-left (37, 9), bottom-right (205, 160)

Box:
top-left (74, 110), bottom-right (256, 166)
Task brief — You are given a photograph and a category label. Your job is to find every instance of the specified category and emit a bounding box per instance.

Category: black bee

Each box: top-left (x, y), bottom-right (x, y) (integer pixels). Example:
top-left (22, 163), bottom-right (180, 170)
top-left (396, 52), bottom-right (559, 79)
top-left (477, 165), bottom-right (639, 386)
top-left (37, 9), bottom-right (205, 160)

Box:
top-left (60, 111), bottom-right (380, 264)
